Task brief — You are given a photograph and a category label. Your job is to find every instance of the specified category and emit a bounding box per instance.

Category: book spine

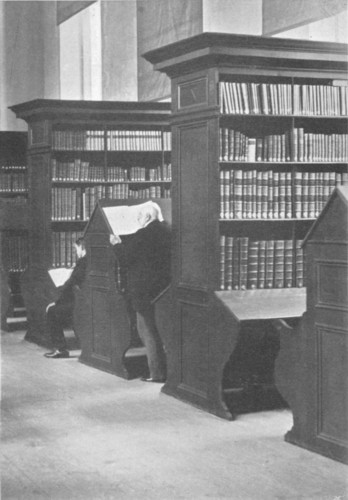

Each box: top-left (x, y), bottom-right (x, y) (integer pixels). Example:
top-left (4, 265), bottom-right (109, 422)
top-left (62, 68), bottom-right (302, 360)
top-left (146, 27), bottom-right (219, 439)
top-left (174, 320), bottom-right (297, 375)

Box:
top-left (284, 239), bottom-right (294, 288)
top-left (274, 240), bottom-right (285, 288)
top-left (258, 241), bottom-right (266, 289)
top-left (225, 236), bottom-right (234, 290)
top-left (219, 235), bottom-right (226, 290)
top-left (239, 237), bottom-right (249, 290)
top-left (232, 237), bottom-right (240, 290)
top-left (265, 240), bottom-right (275, 288)
top-left (273, 171), bottom-right (279, 219)
top-left (295, 240), bottom-right (305, 287)
top-left (234, 170), bottom-right (243, 219)
top-left (247, 240), bottom-right (258, 289)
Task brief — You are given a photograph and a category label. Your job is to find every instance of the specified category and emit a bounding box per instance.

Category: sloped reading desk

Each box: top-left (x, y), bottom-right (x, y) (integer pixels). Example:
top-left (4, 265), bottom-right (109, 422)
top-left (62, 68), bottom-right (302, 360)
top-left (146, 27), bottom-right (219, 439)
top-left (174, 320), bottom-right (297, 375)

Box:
top-left (75, 198), bottom-right (171, 379)
top-left (275, 186), bottom-right (348, 464)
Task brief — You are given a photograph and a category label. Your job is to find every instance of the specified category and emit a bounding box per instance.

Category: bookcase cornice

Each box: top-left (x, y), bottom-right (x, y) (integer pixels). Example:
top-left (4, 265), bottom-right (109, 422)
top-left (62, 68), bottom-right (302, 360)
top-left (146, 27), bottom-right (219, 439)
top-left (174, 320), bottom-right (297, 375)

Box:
top-left (9, 100), bottom-right (171, 125)
top-left (143, 32), bottom-right (348, 79)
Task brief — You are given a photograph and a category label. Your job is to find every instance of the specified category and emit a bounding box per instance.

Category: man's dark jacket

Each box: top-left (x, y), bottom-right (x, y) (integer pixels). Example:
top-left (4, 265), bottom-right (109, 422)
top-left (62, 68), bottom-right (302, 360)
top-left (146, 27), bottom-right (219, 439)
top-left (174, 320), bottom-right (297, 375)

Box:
top-left (113, 220), bottom-right (171, 312)
top-left (56, 255), bottom-right (87, 307)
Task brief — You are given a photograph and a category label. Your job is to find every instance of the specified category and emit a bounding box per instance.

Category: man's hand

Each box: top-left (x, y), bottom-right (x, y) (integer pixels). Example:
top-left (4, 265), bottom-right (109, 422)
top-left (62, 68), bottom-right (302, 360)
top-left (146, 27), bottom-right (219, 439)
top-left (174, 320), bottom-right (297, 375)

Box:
top-left (110, 234), bottom-right (122, 245)
top-left (46, 302), bottom-right (55, 313)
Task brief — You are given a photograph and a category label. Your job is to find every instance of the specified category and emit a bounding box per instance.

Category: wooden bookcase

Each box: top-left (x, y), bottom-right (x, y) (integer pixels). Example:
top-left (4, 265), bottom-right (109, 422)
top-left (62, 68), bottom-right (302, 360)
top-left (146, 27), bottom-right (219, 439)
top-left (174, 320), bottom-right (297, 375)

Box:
top-left (144, 33), bottom-right (348, 419)
top-left (0, 132), bottom-right (29, 328)
top-left (9, 100), bottom-right (171, 346)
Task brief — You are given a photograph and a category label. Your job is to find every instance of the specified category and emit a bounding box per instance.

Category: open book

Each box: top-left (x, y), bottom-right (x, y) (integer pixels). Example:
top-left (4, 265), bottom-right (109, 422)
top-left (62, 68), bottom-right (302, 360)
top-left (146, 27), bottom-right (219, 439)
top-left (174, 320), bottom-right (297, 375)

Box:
top-left (102, 201), bottom-right (163, 236)
top-left (48, 267), bottom-right (73, 288)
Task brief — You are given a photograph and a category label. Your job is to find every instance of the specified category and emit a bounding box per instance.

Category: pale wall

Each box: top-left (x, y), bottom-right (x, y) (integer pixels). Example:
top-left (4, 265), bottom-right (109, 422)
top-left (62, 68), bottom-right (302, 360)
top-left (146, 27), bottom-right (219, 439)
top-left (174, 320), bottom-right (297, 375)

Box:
top-left (101, 0), bottom-right (137, 101)
top-left (274, 10), bottom-right (348, 43)
top-left (0, 1), bottom-right (59, 131)
top-left (203, 0), bottom-right (262, 35)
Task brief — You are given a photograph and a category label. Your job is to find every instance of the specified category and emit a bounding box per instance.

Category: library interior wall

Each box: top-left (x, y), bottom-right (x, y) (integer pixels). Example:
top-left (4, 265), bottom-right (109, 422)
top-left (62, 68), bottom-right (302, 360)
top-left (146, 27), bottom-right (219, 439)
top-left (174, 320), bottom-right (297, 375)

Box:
top-left (202, 0), bottom-right (262, 35)
top-left (0, 0), bottom-right (59, 131)
top-left (1, 0), bottom-right (347, 131)
top-left (274, 10), bottom-right (348, 43)
top-left (60, 2), bottom-right (102, 100)
top-left (136, 0), bottom-right (203, 102)
top-left (263, 0), bottom-right (347, 38)
top-left (101, 0), bottom-right (137, 101)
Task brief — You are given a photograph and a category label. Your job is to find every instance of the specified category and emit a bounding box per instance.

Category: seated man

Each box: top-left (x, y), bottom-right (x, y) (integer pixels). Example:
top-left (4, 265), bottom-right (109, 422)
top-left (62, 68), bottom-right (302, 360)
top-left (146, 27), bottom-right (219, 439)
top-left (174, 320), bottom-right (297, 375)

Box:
top-left (44, 237), bottom-right (87, 359)
top-left (110, 204), bottom-right (171, 382)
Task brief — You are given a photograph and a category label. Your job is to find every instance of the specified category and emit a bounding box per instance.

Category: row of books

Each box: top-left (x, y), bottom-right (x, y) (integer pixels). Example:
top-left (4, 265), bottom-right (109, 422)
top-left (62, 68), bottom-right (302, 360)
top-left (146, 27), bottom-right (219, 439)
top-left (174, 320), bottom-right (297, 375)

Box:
top-left (0, 196), bottom-right (28, 205)
top-left (219, 236), bottom-right (305, 290)
top-left (51, 159), bottom-right (172, 182)
top-left (51, 231), bottom-right (84, 268)
top-left (2, 233), bottom-right (28, 272)
top-left (219, 169), bottom-right (347, 220)
top-left (52, 130), bottom-right (171, 151)
top-left (107, 130), bottom-right (171, 151)
top-left (219, 128), bottom-right (348, 163)
top-left (107, 164), bottom-right (172, 182)
top-left (219, 81), bottom-right (348, 116)
top-left (0, 165), bottom-right (26, 171)
top-left (51, 186), bottom-right (171, 221)
top-left (0, 173), bottom-right (28, 192)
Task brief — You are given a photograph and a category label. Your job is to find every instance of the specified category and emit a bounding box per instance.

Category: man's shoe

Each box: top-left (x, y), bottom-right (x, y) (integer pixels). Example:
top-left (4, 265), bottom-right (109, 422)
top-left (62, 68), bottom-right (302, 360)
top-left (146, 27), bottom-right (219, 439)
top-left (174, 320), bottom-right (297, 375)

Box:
top-left (141, 376), bottom-right (165, 383)
top-left (44, 350), bottom-right (70, 359)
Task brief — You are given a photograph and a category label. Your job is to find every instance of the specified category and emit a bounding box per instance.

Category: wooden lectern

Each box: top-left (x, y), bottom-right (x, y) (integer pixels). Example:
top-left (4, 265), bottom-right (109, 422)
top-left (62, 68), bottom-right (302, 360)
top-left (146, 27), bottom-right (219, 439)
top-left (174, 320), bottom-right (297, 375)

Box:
top-left (275, 185), bottom-right (348, 464)
top-left (76, 198), bottom-right (172, 379)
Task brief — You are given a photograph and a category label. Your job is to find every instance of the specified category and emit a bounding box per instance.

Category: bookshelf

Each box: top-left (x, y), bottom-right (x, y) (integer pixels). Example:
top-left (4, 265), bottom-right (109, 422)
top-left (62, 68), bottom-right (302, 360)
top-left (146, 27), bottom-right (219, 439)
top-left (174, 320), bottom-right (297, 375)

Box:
top-left (0, 132), bottom-right (29, 328)
top-left (9, 100), bottom-right (171, 345)
top-left (144, 33), bottom-right (348, 419)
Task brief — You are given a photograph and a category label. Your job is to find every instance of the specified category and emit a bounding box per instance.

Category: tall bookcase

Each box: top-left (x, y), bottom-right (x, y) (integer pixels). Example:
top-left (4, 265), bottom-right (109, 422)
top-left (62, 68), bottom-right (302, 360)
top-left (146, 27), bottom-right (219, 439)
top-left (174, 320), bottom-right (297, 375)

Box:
top-left (9, 100), bottom-right (171, 345)
top-left (0, 132), bottom-right (29, 329)
top-left (144, 33), bottom-right (348, 419)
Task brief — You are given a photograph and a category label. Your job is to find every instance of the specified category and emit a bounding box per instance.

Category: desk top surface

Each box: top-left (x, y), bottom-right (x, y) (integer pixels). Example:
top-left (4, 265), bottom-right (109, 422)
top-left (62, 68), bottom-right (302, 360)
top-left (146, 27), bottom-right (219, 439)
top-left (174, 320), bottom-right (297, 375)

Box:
top-left (215, 288), bottom-right (306, 322)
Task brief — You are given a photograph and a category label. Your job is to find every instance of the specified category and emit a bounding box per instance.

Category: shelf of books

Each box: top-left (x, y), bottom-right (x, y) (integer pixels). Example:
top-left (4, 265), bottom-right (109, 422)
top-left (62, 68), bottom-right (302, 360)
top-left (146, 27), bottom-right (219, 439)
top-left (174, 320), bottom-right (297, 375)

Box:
top-left (0, 132), bottom-right (29, 327)
top-left (9, 100), bottom-right (172, 345)
top-left (144, 32), bottom-right (348, 419)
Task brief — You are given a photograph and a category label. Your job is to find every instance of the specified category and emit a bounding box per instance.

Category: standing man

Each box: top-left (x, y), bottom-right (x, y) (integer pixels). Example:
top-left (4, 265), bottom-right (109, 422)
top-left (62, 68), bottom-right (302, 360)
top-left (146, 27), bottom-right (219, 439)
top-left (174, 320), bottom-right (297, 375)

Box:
top-left (110, 204), bottom-right (171, 382)
top-left (44, 237), bottom-right (87, 358)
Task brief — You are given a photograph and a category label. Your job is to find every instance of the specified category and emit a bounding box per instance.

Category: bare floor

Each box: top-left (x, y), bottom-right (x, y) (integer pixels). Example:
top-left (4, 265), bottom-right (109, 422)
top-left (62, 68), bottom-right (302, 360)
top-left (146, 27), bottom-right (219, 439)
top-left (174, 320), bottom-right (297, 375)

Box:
top-left (1, 330), bottom-right (347, 500)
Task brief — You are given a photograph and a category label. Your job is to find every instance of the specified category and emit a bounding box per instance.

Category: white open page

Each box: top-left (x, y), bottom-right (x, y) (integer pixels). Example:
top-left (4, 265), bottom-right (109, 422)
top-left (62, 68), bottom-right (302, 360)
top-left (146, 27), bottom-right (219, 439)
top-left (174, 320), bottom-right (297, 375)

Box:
top-left (48, 267), bottom-right (73, 288)
top-left (102, 201), bottom-right (163, 236)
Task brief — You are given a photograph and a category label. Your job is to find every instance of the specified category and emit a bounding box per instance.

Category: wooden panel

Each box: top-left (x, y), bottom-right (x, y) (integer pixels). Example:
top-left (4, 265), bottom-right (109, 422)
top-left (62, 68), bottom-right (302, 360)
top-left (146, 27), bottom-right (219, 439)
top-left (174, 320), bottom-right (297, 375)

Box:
top-left (178, 122), bottom-right (209, 287)
top-left (317, 261), bottom-right (348, 311)
top-left (317, 325), bottom-right (348, 445)
top-left (90, 245), bottom-right (109, 276)
top-left (29, 154), bottom-right (51, 267)
top-left (180, 301), bottom-right (209, 396)
top-left (91, 288), bottom-right (112, 360)
top-left (178, 78), bottom-right (208, 109)
top-left (29, 121), bottom-right (49, 146)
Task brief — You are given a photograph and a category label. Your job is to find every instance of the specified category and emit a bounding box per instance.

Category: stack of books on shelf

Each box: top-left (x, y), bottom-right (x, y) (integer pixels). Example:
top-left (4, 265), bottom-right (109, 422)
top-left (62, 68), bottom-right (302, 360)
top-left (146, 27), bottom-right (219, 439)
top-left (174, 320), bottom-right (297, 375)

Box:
top-left (0, 166), bottom-right (28, 192)
top-left (219, 236), bottom-right (305, 291)
top-left (2, 233), bottom-right (28, 272)
top-left (52, 160), bottom-right (104, 182)
top-left (51, 231), bottom-right (84, 268)
top-left (52, 130), bottom-right (105, 151)
top-left (107, 130), bottom-right (171, 151)
top-left (219, 128), bottom-right (348, 162)
top-left (52, 160), bottom-right (172, 183)
top-left (220, 170), bottom-right (348, 220)
top-left (219, 82), bottom-right (348, 116)
top-left (51, 184), bottom-right (171, 222)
